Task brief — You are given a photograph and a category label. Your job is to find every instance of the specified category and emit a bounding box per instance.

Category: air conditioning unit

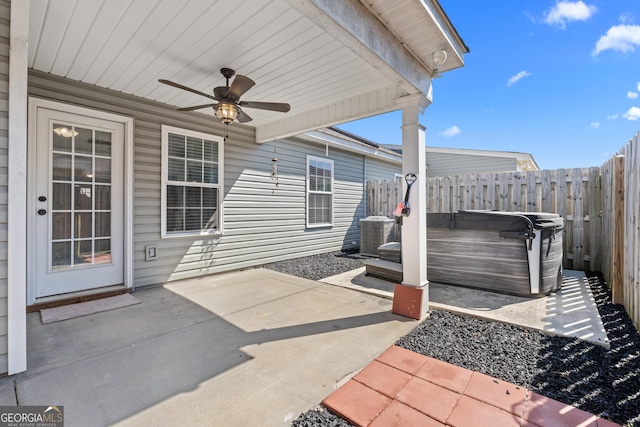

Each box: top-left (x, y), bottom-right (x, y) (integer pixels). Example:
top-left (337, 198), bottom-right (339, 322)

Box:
top-left (360, 216), bottom-right (395, 257)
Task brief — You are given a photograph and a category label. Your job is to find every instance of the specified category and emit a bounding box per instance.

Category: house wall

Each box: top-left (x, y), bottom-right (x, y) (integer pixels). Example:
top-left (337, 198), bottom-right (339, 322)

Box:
top-left (0, 0), bottom-right (9, 372)
top-left (28, 71), bottom-right (370, 288)
top-left (364, 157), bottom-right (401, 181)
top-left (426, 151), bottom-right (515, 176)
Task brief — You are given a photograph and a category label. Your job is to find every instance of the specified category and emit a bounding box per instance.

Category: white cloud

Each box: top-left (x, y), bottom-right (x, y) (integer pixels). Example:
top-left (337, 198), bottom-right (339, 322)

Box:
top-left (637, 81), bottom-right (640, 91)
top-left (590, 122), bottom-right (600, 129)
top-left (439, 126), bottom-right (461, 137)
top-left (507, 71), bottom-right (532, 87)
top-left (544, 1), bottom-right (597, 28)
top-left (623, 106), bottom-right (640, 120)
top-left (593, 24), bottom-right (640, 55)
top-left (628, 91), bottom-right (639, 99)
top-left (607, 114), bottom-right (619, 120)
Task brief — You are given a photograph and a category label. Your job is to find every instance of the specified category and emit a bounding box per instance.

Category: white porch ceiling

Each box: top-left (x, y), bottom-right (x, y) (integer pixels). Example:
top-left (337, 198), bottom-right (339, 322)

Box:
top-left (28, 0), bottom-right (467, 142)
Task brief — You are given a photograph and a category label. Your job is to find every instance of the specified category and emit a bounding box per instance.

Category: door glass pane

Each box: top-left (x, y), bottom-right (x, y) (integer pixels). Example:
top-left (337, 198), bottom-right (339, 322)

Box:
top-left (95, 158), bottom-right (111, 183)
top-left (52, 154), bottom-right (72, 181)
top-left (95, 131), bottom-right (112, 156)
top-left (74, 184), bottom-right (92, 210)
top-left (95, 212), bottom-right (110, 237)
top-left (52, 183), bottom-right (71, 210)
top-left (75, 212), bottom-right (93, 239)
top-left (94, 239), bottom-right (111, 264)
top-left (74, 156), bottom-right (93, 182)
top-left (52, 242), bottom-right (72, 268)
top-left (74, 240), bottom-right (92, 265)
top-left (52, 123), bottom-right (73, 152)
top-left (52, 212), bottom-right (71, 240)
top-left (95, 185), bottom-right (111, 210)
top-left (75, 128), bottom-right (93, 155)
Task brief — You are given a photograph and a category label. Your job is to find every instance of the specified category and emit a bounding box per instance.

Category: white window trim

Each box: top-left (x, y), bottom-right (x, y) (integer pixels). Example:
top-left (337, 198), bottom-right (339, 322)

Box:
top-left (161, 125), bottom-right (224, 238)
top-left (306, 155), bottom-right (334, 228)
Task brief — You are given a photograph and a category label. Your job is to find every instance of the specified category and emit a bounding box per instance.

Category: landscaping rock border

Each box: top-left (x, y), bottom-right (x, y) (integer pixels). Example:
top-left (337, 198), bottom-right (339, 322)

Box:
top-left (266, 252), bottom-right (640, 426)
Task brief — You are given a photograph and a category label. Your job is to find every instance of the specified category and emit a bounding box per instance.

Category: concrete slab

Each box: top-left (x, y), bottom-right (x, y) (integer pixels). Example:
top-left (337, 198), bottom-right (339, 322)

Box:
top-left (14, 268), bottom-right (418, 427)
top-left (321, 269), bottom-right (609, 348)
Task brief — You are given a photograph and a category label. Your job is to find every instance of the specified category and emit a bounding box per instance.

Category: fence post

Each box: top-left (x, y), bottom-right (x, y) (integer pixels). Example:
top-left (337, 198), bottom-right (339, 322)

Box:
top-left (613, 154), bottom-right (625, 305)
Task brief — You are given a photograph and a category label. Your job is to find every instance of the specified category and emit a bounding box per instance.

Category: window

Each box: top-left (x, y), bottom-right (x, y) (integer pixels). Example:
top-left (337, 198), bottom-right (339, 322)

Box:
top-left (161, 125), bottom-right (223, 237)
top-left (306, 156), bottom-right (334, 227)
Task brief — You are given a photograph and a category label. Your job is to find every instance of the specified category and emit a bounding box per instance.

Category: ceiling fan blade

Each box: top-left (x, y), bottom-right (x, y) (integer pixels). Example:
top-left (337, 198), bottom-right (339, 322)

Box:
top-left (226, 75), bottom-right (255, 101)
top-left (214, 86), bottom-right (229, 100)
top-left (236, 108), bottom-right (253, 123)
top-left (158, 79), bottom-right (217, 101)
top-left (177, 103), bottom-right (218, 112)
top-left (238, 100), bottom-right (291, 112)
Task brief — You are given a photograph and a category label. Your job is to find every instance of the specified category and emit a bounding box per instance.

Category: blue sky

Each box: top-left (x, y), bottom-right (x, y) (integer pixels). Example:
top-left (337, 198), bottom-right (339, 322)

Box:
top-left (336, 1), bottom-right (640, 170)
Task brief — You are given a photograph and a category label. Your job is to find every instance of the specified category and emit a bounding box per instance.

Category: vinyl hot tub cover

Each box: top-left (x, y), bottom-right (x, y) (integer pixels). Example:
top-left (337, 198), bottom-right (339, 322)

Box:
top-left (426, 210), bottom-right (564, 297)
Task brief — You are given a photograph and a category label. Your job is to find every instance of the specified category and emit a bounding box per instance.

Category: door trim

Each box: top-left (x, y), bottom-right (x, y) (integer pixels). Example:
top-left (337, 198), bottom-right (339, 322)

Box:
top-left (27, 98), bottom-right (134, 305)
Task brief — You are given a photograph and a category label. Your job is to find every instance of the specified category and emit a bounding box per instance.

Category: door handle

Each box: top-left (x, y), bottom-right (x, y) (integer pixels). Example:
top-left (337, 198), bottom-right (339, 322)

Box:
top-left (38, 209), bottom-right (47, 216)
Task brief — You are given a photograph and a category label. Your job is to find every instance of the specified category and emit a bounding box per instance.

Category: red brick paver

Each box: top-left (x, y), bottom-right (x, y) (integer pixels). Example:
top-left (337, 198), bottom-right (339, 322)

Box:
top-left (322, 345), bottom-right (623, 427)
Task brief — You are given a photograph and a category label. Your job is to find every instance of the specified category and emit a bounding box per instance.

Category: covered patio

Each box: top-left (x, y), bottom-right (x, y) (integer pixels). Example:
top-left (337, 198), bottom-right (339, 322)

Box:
top-left (5, 0), bottom-right (468, 375)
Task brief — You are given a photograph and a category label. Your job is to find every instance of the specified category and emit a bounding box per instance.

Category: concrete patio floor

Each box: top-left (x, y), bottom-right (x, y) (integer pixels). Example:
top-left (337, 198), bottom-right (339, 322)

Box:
top-left (321, 268), bottom-right (610, 348)
top-left (6, 268), bottom-right (420, 427)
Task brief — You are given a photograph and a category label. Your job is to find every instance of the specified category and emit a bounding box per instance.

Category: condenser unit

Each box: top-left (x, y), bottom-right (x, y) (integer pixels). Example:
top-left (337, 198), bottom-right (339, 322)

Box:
top-left (360, 216), bottom-right (394, 257)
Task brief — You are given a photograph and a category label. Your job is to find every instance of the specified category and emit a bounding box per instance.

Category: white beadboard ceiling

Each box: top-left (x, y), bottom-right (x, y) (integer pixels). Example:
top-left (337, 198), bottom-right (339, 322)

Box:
top-left (27, 0), bottom-right (467, 142)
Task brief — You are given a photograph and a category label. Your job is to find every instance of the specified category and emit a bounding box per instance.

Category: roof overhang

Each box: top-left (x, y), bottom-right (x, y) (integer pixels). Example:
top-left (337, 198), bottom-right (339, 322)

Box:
top-left (27, 0), bottom-right (467, 143)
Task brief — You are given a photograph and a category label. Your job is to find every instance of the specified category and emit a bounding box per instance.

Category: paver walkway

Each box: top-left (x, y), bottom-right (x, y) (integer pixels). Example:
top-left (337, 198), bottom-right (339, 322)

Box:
top-left (323, 345), bottom-right (621, 427)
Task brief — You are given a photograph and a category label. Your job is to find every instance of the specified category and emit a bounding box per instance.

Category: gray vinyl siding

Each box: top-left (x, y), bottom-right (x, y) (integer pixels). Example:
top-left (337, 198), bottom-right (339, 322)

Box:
top-left (365, 157), bottom-right (401, 181)
top-left (28, 70), bottom-right (367, 288)
top-left (0, 0), bottom-right (9, 373)
top-left (426, 152), bottom-right (515, 176)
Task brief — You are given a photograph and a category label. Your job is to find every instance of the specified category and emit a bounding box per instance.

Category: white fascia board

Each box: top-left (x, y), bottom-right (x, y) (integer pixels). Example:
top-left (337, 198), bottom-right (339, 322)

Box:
top-left (421, 0), bottom-right (468, 72)
top-left (296, 131), bottom-right (402, 164)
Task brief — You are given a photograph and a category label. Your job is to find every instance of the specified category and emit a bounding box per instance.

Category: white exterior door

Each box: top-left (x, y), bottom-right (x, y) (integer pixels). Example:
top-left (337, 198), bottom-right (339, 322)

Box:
top-left (31, 107), bottom-right (125, 298)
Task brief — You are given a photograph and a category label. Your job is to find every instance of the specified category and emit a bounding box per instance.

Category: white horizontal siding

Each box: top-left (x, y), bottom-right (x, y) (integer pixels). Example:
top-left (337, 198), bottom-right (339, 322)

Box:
top-left (426, 152), bottom-right (515, 176)
top-left (28, 71), bottom-right (369, 288)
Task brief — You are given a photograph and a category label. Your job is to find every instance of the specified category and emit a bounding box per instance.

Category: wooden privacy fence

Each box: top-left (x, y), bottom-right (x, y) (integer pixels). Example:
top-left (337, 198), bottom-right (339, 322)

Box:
top-left (367, 167), bottom-right (602, 271)
top-left (367, 132), bottom-right (640, 330)
top-left (601, 131), bottom-right (639, 331)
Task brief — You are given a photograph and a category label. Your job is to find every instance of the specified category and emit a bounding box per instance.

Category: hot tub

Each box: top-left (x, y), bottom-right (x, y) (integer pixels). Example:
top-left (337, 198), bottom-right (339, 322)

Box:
top-left (427, 210), bottom-right (564, 296)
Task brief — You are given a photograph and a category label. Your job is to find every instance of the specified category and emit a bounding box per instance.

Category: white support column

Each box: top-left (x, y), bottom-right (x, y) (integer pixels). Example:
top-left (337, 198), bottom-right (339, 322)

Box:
top-left (392, 94), bottom-right (431, 320)
top-left (7, 0), bottom-right (29, 374)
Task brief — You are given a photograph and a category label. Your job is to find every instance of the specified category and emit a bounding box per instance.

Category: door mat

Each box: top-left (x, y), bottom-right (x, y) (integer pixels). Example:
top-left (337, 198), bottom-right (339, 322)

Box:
top-left (40, 293), bottom-right (141, 324)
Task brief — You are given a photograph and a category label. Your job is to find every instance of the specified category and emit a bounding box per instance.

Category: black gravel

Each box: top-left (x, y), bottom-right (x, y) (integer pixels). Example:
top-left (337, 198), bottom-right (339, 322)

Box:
top-left (272, 253), bottom-right (640, 426)
top-left (263, 249), bottom-right (368, 281)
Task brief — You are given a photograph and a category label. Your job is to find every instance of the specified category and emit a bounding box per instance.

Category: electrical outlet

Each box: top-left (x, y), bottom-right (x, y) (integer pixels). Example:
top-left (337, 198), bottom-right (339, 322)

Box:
top-left (145, 245), bottom-right (158, 261)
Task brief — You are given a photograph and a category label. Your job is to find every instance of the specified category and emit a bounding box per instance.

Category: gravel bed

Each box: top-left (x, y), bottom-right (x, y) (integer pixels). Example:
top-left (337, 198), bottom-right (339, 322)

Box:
top-left (270, 253), bottom-right (640, 426)
top-left (263, 249), bottom-right (368, 281)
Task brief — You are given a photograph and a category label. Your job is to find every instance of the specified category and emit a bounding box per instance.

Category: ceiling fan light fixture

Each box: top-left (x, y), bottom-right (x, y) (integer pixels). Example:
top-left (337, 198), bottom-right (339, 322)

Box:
top-left (216, 103), bottom-right (238, 124)
top-left (53, 126), bottom-right (79, 138)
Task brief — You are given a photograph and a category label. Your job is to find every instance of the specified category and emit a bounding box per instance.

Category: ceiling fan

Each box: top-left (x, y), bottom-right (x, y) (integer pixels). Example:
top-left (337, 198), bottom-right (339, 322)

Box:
top-left (158, 68), bottom-right (290, 124)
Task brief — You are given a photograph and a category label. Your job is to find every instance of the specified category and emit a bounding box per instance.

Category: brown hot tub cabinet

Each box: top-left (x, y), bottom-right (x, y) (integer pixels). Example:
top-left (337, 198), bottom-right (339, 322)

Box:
top-left (367, 211), bottom-right (564, 297)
